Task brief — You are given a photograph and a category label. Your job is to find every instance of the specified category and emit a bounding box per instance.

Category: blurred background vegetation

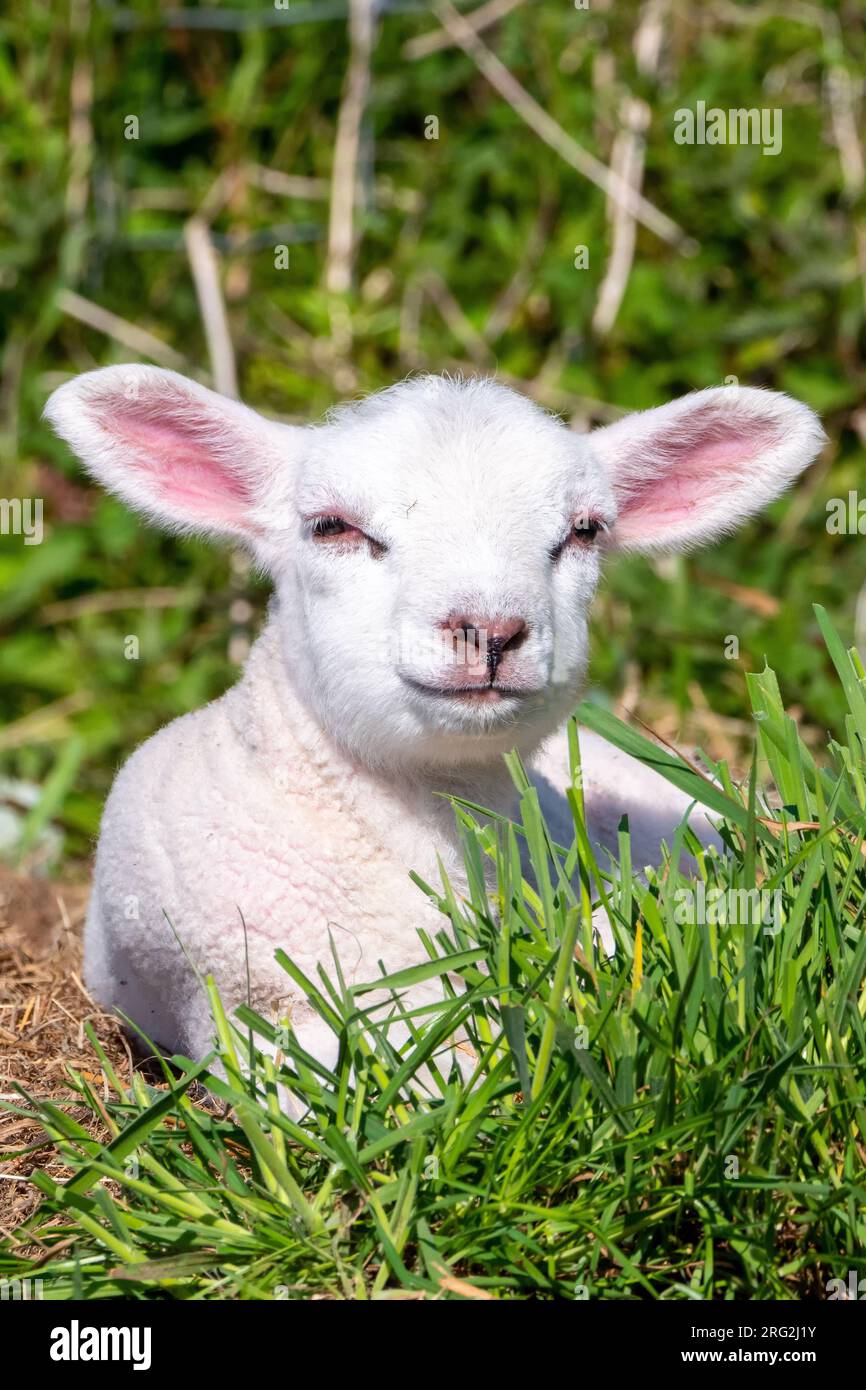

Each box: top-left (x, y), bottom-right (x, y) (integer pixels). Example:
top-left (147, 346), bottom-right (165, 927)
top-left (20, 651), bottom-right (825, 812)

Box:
top-left (1, 0), bottom-right (865, 871)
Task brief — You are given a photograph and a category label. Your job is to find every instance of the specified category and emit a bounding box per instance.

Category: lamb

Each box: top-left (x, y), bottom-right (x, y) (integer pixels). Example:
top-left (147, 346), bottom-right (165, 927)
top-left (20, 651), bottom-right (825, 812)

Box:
top-left (45, 368), bottom-right (824, 1073)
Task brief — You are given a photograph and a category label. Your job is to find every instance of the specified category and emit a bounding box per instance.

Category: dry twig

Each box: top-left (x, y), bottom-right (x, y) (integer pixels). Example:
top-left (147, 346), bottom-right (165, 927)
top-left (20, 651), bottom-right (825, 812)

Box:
top-left (184, 217), bottom-right (238, 397)
top-left (430, 0), bottom-right (689, 248)
top-left (55, 291), bottom-right (186, 370)
top-left (404, 0), bottom-right (525, 61)
top-left (593, 0), bottom-right (668, 336)
top-left (326, 0), bottom-right (377, 294)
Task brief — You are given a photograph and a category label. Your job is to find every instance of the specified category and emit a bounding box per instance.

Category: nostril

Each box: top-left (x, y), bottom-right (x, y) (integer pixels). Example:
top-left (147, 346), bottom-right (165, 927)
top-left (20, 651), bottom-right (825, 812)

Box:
top-left (494, 617), bottom-right (528, 653)
top-left (439, 614), bottom-right (529, 680)
top-left (487, 619), bottom-right (528, 681)
top-left (450, 623), bottom-right (485, 662)
top-left (444, 615), bottom-right (528, 645)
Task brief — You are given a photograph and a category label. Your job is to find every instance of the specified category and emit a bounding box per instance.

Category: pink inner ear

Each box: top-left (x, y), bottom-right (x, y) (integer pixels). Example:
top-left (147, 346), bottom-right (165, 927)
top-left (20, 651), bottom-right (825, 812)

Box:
top-left (101, 402), bottom-right (253, 525)
top-left (615, 415), bottom-right (779, 539)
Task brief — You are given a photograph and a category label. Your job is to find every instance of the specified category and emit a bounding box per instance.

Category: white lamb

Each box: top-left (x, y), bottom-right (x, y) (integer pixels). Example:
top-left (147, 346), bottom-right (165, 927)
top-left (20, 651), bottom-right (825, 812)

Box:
top-left (45, 369), bottom-right (823, 1071)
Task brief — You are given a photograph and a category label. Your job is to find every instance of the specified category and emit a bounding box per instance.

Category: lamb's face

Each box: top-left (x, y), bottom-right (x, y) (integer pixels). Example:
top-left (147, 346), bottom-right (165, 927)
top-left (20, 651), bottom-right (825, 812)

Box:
top-left (282, 379), bottom-right (613, 768)
top-left (45, 366), bottom-right (824, 775)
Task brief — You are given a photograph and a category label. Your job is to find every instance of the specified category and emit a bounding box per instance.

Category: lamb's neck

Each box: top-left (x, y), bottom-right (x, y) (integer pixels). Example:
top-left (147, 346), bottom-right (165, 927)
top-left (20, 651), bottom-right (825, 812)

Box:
top-left (228, 621), bottom-right (519, 847)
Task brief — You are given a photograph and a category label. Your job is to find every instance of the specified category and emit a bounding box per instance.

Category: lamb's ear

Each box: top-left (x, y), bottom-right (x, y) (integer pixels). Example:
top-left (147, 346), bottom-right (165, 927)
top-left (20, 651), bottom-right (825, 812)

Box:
top-left (44, 365), bottom-right (296, 543)
top-left (590, 386), bottom-right (825, 553)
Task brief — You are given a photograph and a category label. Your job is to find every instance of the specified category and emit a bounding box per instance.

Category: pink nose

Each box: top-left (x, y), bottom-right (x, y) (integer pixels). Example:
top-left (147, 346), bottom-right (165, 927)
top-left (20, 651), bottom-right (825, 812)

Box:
top-left (441, 614), bottom-right (529, 681)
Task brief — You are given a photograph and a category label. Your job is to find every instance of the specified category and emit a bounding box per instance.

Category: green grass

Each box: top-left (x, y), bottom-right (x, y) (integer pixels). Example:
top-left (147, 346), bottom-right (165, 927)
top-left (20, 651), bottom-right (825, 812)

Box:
top-left (3, 605), bottom-right (865, 1300)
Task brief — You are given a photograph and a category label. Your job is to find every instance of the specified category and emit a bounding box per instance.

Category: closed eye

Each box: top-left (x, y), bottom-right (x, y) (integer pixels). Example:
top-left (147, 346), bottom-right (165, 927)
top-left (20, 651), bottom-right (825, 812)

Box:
top-left (311, 515), bottom-right (356, 539)
top-left (307, 514), bottom-right (387, 556)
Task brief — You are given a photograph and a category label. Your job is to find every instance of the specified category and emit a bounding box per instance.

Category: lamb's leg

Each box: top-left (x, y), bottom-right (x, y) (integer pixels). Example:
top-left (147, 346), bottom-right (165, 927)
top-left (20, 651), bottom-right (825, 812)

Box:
top-left (84, 892), bottom-right (217, 1060)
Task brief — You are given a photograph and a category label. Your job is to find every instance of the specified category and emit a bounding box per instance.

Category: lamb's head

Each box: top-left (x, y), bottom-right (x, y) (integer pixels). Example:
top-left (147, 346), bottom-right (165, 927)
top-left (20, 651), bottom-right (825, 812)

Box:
top-left (45, 368), bottom-right (824, 771)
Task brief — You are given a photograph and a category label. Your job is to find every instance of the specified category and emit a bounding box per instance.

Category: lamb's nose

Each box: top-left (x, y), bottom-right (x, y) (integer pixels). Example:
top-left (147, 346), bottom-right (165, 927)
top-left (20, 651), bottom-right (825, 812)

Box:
top-left (445, 615), bottom-right (528, 681)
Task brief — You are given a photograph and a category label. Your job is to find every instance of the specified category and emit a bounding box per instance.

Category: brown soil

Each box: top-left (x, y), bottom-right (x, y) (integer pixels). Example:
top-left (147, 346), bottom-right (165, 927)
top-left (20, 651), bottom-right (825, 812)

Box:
top-left (0, 867), bottom-right (133, 1239)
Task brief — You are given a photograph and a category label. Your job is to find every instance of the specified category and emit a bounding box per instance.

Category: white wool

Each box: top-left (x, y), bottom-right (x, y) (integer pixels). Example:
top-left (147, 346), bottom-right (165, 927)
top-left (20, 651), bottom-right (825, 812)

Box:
top-left (44, 369), bottom-right (825, 1067)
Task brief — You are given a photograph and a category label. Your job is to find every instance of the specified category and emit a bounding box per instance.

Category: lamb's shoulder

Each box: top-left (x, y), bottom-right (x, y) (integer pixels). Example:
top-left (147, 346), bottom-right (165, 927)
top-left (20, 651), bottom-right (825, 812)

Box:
top-left (98, 692), bottom-right (268, 860)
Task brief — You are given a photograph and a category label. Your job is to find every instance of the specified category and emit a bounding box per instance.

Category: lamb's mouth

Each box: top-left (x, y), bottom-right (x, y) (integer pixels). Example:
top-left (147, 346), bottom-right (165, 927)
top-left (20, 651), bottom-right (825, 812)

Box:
top-left (402, 677), bottom-right (529, 703)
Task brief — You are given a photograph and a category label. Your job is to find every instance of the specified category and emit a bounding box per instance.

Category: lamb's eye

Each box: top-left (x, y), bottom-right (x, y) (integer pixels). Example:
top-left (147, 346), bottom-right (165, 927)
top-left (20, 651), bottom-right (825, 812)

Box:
top-left (551, 516), bottom-right (606, 559)
top-left (309, 514), bottom-right (386, 557)
top-left (312, 515), bottom-right (353, 539)
top-left (571, 518), bottom-right (602, 543)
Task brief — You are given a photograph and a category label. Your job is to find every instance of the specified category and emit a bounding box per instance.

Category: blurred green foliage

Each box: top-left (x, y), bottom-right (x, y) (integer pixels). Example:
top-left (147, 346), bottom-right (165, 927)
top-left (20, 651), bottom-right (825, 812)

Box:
top-left (1, 0), bottom-right (865, 863)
